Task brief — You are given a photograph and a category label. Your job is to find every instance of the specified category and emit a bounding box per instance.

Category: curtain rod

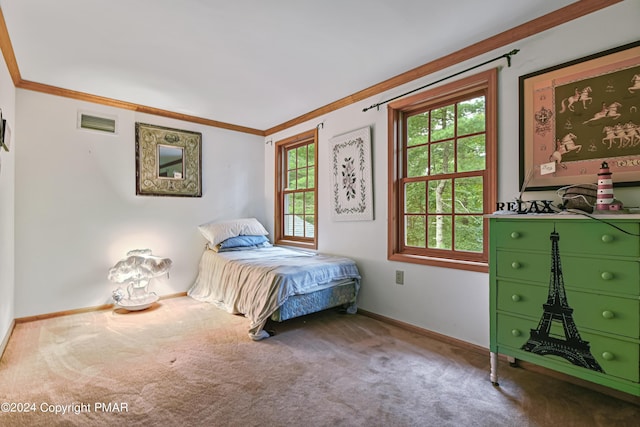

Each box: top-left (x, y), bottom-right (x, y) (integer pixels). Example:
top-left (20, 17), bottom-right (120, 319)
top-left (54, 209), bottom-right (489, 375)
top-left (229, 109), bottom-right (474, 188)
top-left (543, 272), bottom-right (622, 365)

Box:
top-left (362, 49), bottom-right (519, 112)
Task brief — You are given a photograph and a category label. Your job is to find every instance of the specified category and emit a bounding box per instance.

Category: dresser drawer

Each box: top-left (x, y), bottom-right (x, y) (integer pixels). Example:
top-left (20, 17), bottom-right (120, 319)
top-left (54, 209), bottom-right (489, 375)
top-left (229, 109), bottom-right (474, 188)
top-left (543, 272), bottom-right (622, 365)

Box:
top-left (492, 219), bottom-right (639, 257)
top-left (497, 313), bottom-right (639, 382)
top-left (495, 250), bottom-right (548, 283)
top-left (561, 257), bottom-right (640, 295)
top-left (570, 292), bottom-right (640, 339)
top-left (498, 281), bottom-right (640, 338)
top-left (496, 250), bottom-right (640, 295)
top-left (555, 221), bottom-right (639, 257)
top-left (492, 220), bottom-right (550, 251)
top-left (496, 280), bottom-right (547, 317)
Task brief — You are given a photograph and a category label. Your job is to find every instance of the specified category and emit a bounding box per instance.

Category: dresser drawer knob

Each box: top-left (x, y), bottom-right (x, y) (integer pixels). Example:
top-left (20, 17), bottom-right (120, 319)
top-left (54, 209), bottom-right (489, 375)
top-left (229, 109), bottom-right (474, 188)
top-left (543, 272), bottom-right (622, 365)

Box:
top-left (510, 232), bottom-right (521, 239)
top-left (511, 329), bottom-right (521, 337)
top-left (601, 234), bottom-right (614, 243)
top-left (601, 272), bottom-right (613, 281)
top-left (511, 294), bottom-right (521, 302)
top-left (602, 351), bottom-right (615, 361)
top-left (602, 310), bottom-right (614, 319)
top-left (511, 261), bottom-right (521, 269)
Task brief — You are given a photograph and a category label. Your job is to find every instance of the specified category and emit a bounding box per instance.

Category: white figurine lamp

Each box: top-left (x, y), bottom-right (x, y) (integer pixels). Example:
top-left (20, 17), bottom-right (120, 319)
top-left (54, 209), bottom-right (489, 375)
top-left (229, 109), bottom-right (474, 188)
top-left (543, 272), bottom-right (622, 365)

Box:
top-left (108, 249), bottom-right (172, 311)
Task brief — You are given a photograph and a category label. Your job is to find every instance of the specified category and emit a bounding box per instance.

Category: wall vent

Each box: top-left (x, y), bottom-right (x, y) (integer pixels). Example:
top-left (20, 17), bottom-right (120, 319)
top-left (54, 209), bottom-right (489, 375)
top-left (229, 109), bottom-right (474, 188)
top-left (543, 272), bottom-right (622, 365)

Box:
top-left (78, 112), bottom-right (117, 134)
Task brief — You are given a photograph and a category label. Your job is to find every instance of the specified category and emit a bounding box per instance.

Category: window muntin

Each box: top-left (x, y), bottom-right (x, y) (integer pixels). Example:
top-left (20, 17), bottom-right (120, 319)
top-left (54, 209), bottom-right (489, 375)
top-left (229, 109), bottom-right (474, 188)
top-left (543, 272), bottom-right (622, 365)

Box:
top-left (388, 69), bottom-right (497, 272)
top-left (275, 129), bottom-right (318, 249)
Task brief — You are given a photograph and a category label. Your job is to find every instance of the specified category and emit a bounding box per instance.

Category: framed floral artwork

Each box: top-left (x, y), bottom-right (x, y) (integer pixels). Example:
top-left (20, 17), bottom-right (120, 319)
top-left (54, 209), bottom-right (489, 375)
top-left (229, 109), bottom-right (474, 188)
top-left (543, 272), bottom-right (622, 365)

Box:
top-left (519, 41), bottom-right (640, 190)
top-left (329, 126), bottom-right (373, 221)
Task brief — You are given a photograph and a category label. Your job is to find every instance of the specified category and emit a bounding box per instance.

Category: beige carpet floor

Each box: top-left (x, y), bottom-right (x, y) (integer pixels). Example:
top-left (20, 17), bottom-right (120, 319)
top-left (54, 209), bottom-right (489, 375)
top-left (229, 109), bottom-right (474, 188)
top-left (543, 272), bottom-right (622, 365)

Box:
top-left (0, 296), bottom-right (638, 426)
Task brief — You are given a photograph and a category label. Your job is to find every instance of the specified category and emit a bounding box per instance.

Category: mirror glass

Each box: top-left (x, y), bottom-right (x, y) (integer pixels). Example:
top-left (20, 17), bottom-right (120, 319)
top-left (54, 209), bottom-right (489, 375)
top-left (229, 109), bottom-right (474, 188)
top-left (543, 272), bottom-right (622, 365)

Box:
top-left (158, 145), bottom-right (184, 179)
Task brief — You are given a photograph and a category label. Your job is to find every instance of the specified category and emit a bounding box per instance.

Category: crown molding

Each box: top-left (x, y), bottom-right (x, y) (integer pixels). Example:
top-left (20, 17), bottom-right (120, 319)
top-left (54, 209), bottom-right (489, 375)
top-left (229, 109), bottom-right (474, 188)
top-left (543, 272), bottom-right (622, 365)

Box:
top-left (0, 7), bottom-right (20, 85)
top-left (17, 79), bottom-right (265, 136)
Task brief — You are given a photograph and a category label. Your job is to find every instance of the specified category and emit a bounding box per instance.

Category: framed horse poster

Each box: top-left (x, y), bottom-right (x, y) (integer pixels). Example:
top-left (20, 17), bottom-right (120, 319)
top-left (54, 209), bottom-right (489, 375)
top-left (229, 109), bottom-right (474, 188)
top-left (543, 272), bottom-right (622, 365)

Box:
top-left (519, 40), bottom-right (640, 190)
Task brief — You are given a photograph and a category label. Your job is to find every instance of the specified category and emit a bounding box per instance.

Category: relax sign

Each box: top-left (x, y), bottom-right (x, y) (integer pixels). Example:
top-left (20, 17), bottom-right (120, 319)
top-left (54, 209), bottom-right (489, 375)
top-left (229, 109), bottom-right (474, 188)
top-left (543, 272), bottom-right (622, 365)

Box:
top-left (496, 200), bottom-right (555, 214)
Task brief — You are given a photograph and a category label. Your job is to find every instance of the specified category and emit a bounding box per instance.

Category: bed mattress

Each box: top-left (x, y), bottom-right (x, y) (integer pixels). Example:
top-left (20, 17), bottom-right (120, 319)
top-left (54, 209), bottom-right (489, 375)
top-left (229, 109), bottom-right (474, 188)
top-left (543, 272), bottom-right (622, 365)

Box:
top-left (188, 246), bottom-right (361, 339)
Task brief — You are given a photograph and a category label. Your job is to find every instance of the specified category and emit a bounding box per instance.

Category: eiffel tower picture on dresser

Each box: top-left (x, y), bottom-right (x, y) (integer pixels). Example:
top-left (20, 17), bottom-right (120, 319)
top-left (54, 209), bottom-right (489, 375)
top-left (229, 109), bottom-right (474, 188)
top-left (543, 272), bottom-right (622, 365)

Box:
top-left (521, 227), bottom-right (604, 372)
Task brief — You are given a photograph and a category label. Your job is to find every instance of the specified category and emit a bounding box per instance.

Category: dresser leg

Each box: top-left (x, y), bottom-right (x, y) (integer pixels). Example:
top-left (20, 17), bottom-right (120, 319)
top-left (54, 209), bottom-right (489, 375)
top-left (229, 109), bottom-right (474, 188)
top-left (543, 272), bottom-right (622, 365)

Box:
top-left (490, 352), bottom-right (499, 386)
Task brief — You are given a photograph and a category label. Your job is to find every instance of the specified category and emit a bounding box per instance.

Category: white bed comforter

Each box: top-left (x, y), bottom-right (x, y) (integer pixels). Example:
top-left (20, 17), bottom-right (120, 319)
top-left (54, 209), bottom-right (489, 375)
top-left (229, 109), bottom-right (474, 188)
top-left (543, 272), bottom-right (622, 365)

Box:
top-left (188, 246), bottom-right (361, 339)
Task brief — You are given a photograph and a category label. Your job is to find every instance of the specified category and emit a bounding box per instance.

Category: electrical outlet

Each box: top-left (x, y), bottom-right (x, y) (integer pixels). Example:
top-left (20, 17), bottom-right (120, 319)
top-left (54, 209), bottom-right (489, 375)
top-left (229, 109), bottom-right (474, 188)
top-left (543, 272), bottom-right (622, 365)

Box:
top-left (395, 270), bottom-right (404, 285)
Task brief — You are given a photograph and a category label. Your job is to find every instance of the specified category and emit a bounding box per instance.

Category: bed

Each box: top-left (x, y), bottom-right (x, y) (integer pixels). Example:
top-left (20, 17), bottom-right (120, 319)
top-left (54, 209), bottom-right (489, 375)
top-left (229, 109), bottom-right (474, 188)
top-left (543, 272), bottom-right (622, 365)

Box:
top-left (188, 218), bottom-right (361, 340)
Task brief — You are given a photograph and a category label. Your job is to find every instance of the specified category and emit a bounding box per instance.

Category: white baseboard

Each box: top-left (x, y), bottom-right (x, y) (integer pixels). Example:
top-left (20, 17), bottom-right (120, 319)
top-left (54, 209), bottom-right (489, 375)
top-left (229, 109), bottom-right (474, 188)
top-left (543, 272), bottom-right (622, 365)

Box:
top-left (0, 320), bottom-right (15, 362)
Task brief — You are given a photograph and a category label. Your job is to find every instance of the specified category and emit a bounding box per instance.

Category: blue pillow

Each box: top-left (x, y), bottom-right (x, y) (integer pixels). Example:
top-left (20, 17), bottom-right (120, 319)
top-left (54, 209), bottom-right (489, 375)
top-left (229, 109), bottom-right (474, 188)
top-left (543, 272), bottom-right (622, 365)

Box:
top-left (219, 234), bottom-right (269, 249)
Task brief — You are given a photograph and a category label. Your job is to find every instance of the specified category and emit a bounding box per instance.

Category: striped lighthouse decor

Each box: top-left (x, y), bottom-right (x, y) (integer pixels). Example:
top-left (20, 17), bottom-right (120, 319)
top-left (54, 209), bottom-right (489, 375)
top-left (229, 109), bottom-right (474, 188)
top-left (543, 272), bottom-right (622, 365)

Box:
top-left (596, 161), bottom-right (614, 211)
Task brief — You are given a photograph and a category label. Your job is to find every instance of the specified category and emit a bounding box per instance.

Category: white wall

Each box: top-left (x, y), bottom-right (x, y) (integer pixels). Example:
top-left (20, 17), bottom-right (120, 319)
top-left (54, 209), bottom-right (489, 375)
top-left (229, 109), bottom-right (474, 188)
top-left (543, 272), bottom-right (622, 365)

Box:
top-left (264, 1), bottom-right (640, 348)
top-left (14, 90), bottom-right (265, 317)
top-left (0, 44), bottom-right (16, 351)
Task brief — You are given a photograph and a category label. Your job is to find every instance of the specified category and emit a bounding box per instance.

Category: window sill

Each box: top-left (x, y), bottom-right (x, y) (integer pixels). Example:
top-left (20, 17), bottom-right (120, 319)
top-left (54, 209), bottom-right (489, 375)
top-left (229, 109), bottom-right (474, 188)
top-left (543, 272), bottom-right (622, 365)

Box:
top-left (388, 252), bottom-right (488, 273)
top-left (275, 239), bottom-right (317, 250)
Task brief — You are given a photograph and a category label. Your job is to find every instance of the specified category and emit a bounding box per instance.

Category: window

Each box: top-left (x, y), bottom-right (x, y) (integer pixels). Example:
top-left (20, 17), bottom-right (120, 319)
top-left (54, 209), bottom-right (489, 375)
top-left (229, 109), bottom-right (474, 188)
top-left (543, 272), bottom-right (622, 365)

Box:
top-left (275, 128), bottom-right (318, 249)
top-left (388, 69), bottom-right (497, 272)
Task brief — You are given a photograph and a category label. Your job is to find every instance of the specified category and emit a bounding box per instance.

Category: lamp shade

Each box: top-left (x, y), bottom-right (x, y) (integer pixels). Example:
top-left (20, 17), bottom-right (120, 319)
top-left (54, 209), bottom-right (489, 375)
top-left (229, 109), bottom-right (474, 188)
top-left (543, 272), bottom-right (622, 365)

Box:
top-left (108, 249), bottom-right (172, 287)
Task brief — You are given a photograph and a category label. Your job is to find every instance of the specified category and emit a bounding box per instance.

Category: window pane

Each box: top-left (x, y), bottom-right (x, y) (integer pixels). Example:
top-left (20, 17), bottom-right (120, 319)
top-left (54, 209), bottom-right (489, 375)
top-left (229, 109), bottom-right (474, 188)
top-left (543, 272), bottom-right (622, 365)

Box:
top-left (429, 141), bottom-right (454, 175)
top-left (288, 149), bottom-right (297, 170)
top-left (304, 191), bottom-right (314, 214)
top-left (298, 168), bottom-right (308, 189)
top-left (305, 215), bottom-right (315, 238)
top-left (457, 135), bottom-right (486, 172)
top-left (455, 176), bottom-right (483, 213)
top-left (407, 112), bottom-right (430, 147)
top-left (287, 170), bottom-right (297, 190)
top-left (405, 215), bottom-right (426, 247)
top-left (454, 215), bottom-right (483, 252)
top-left (284, 193), bottom-right (293, 214)
top-left (407, 145), bottom-right (428, 177)
top-left (293, 193), bottom-right (302, 214)
top-left (284, 214), bottom-right (293, 236)
top-left (457, 96), bottom-right (485, 136)
top-left (297, 145), bottom-right (308, 167)
top-left (428, 214), bottom-right (452, 249)
top-left (294, 215), bottom-right (305, 237)
top-left (308, 166), bottom-right (315, 188)
top-left (308, 143), bottom-right (315, 165)
top-left (404, 181), bottom-right (426, 213)
top-left (430, 104), bottom-right (455, 141)
top-left (428, 179), bottom-right (452, 213)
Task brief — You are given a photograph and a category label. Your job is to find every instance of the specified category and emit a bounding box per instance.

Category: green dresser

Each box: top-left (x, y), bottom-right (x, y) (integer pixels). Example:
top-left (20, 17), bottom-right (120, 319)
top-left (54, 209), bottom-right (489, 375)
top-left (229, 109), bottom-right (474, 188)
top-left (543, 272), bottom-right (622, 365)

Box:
top-left (489, 214), bottom-right (640, 396)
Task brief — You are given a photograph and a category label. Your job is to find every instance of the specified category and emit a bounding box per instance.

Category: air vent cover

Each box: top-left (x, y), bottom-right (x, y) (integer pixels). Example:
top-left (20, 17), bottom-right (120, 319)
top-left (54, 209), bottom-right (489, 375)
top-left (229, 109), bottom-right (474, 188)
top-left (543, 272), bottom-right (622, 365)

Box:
top-left (78, 112), bottom-right (117, 133)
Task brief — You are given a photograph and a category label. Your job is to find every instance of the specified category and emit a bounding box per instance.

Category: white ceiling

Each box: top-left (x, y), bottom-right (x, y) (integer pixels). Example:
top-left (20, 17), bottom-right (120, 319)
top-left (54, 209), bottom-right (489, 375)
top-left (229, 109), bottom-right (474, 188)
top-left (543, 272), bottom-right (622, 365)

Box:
top-left (1, 0), bottom-right (578, 132)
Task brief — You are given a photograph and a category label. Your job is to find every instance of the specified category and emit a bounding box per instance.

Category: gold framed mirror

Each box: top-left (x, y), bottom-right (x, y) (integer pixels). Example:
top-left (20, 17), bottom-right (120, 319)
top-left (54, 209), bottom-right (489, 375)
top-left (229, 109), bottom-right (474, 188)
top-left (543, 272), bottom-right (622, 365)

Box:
top-left (135, 122), bottom-right (202, 197)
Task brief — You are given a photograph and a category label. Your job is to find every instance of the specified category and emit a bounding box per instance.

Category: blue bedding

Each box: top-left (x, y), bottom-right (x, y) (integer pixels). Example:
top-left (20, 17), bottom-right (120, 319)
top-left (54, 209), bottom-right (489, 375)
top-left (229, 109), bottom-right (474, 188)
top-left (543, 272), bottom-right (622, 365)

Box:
top-left (188, 246), bottom-right (361, 340)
